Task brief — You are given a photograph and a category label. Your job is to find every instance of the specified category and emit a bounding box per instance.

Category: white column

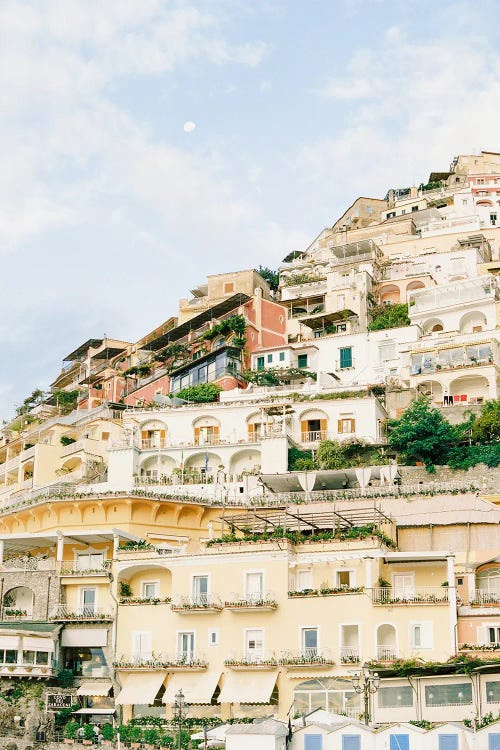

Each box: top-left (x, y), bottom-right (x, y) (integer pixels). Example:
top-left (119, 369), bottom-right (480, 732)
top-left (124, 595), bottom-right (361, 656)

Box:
top-left (466, 571), bottom-right (476, 602)
top-left (56, 532), bottom-right (65, 563)
top-left (447, 555), bottom-right (458, 655)
top-left (0, 540), bottom-right (4, 566)
top-left (113, 533), bottom-right (120, 558)
top-left (364, 557), bottom-right (374, 589)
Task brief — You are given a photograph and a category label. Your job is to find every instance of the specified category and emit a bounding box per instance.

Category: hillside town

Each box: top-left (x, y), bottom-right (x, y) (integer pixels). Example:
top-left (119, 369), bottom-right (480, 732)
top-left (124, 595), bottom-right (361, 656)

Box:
top-left (0, 150), bottom-right (499, 749)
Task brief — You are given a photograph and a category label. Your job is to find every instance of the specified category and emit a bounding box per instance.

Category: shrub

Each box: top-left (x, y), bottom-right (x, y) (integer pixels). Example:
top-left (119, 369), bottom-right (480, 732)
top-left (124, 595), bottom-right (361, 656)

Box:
top-left (387, 396), bottom-right (457, 469)
top-left (64, 721), bottom-right (79, 740)
top-left (101, 725), bottom-right (115, 742)
top-left (83, 724), bottom-right (95, 742)
top-left (368, 303), bottom-right (410, 331)
top-left (471, 398), bottom-right (500, 443)
top-left (176, 383), bottom-right (222, 403)
top-left (57, 669), bottom-right (74, 688)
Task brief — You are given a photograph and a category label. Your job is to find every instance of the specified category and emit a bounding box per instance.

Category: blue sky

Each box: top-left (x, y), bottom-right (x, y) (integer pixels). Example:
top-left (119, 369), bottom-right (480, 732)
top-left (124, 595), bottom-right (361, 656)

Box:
top-left (1, 0), bottom-right (499, 419)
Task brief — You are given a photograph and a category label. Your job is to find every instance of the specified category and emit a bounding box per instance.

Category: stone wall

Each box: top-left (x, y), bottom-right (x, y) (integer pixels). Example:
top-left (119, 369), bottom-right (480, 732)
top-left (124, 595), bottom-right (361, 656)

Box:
top-left (399, 464), bottom-right (500, 493)
top-left (0, 571), bottom-right (60, 620)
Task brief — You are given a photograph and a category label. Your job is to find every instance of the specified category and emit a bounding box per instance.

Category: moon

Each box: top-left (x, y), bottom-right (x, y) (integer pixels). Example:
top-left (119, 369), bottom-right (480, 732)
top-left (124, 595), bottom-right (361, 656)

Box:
top-left (183, 121), bottom-right (196, 133)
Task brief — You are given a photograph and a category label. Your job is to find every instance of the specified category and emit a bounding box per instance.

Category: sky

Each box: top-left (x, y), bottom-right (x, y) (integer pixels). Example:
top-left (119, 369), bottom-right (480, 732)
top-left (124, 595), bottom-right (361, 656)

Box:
top-left (1, 0), bottom-right (500, 420)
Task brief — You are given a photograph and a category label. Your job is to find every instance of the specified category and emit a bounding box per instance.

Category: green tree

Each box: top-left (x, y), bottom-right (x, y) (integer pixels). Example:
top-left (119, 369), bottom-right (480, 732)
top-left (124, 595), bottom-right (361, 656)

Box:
top-left (471, 399), bottom-right (500, 443)
top-left (316, 440), bottom-right (348, 470)
top-left (177, 383), bottom-right (222, 403)
top-left (16, 388), bottom-right (46, 416)
top-left (257, 266), bottom-right (279, 292)
top-left (368, 303), bottom-right (410, 331)
top-left (387, 396), bottom-right (457, 469)
top-left (52, 389), bottom-right (79, 415)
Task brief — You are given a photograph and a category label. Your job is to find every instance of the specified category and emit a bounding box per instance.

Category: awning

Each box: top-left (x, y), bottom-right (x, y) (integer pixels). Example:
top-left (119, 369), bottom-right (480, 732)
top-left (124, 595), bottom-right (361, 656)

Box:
top-left (115, 672), bottom-right (166, 706)
top-left (22, 636), bottom-right (55, 651)
top-left (77, 681), bottom-right (113, 697)
top-left (0, 636), bottom-right (20, 649)
top-left (62, 629), bottom-right (108, 647)
top-left (72, 708), bottom-right (115, 715)
top-left (218, 671), bottom-right (278, 704)
top-left (163, 672), bottom-right (220, 705)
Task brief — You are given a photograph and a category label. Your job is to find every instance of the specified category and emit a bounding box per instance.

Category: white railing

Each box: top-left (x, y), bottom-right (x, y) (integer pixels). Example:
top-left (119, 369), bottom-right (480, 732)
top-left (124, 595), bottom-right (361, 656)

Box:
top-left (340, 647), bottom-right (361, 664)
top-left (114, 652), bottom-right (207, 668)
top-left (470, 590), bottom-right (500, 605)
top-left (409, 276), bottom-right (498, 313)
top-left (225, 650), bottom-right (278, 666)
top-left (50, 605), bottom-right (113, 620)
top-left (376, 646), bottom-right (398, 661)
top-left (280, 648), bottom-right (335, 665)
top-left (300, 430), bottom-right (328, 443)
top-left (262, 480), bottom-right (476, 504)
top-left (59, 561), bottom-right (111, 576)
top-left (225, 592), bottom-right (277, 608)
top-left (372, 587), bottom-right (449, 604)
top-left (141, 438), bottom-right (169, 449)
top-left (171, 594), bottom-right (223, 610)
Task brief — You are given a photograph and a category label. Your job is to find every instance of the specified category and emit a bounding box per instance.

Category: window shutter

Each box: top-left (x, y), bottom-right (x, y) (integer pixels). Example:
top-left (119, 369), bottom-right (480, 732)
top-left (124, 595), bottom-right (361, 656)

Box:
top-left (350, 418), bottom-right (356, 433)
top-left (194, 427), bottom-right (200, 445)
top-left (421, 621), bottom-right (433, 649)
top-left (141, 431), bottom-right (148, 440)
top-left (477, 625), bottom-right (489, 646)
top-left (342, 736), bottom-right (361, 750)
top-left (213, 426), bottom-right (220, 441)
top-left (248, 423), bottom-right (255, 440)
top-left (159, 429), bottom-right (166, 439)
top-left (301, 420), bottom-right (309, 440)
top-left (338, 419), bottom-right (343, 433)
top-left (320, 419), bottom-right (327, 438)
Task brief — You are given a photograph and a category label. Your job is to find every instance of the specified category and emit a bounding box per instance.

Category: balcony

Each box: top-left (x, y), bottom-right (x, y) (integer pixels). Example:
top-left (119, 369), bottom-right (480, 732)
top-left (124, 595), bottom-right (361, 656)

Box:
top-left (224, 593), bottom-right (278, 611)
top-left (300, 430), bottom-right (328, 443)
top-left (409, 276), bottom-right (499, 314)
top-left (340, 647), bottom-right (361, 665)
top-left (376, 647), bottom-right (399, 662)
top-left (171, 594), bottom-right (223, 613)
top-left (469, 590), bottom-right (500, 606)
top-left (50, 605), bottom-right (114, 622)
top-left (372, 587), bottom-right (449, 605)
top-left (279, 649), bottom-right (335, 668)
top-left (2, 610), bottom-right (33, 621)
top-left (119, 597), bottom-right (171, 606)
top-left (141, 438), bottom-right (168, 450)
top-left (0, 662), bottom-right (54, 678)
top-left (60, 438), bottom-right (102, 458)
top-left (59, 562), bottom-right (111, 577)
top-left (2, 554), bottom-right (55, 572)
top-left (225, 651), bottom-right (278, 669)
top-left (113, 653), bottom-right (207, 671)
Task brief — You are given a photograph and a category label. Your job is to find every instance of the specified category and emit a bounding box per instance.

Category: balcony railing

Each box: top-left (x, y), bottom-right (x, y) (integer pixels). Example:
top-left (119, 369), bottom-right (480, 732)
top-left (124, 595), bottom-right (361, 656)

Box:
top-left (300, 430), bottom-right (328, 443)
top-left (171, 594), bottom-right (223, 612)
top-left (469, 590), bottom-right (500, 606)
top-left (224, 592), bottom-right (278, 610)
top-left (372, 587), bottom-right (449, 604)
top-left (113, 653), bottom-right (207, 670)
top-left (141, 438), bottom-right (168, 450)
top-left (50, 605), bottom-right (114, 621)
top-left (340, 647), bottom-right (361, 664)
top-left (376, 646), bottom-right (398, 662)
top-left (225, 651), bottom-right (278, 668)
top-left (59, 561), bottom-right (111, 576)
top-left (279, 648), bottom-right (335, 667)
top-left (2, 554), bottom-right (55, 572)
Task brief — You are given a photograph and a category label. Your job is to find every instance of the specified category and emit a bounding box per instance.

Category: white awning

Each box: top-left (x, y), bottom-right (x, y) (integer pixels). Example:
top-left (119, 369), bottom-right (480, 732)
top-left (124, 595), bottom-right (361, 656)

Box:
top-left (22, 636), bottom-right (55, 652)
top-left (0, 636), bottom-right (19, 649)
top-left (218, 671), bottom-right (278, 704)
top-left (72, 708), bottom-right (115, 715)
top-left (77, 681), bottom-right (113, 697)
top-left (163, 672), bottom-right (220, 705)
top-left (115, 672), bottom-right (166, 706)
top-left (61, 629), bottom-right (108, 647)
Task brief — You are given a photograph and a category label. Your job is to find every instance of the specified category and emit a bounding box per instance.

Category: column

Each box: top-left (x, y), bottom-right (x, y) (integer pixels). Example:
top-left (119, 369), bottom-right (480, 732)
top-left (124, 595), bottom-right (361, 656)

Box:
top-left (447, 555), bottom-right (458, 656)
top-left (113, 533), bottom-right (120, 559)
top-left (56, 532), bottom-right (65, 563)
top-left (364, 557), bottom-right (374, 590)
top-left (0, 540), bottom-right (4, 567)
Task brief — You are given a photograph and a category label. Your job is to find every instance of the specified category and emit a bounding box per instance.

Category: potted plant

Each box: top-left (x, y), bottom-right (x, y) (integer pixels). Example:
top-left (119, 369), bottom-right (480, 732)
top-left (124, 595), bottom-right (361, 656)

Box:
top-left (82, 724), bottom-right (95, 745)
top-left (64, 721), bottom-right (79, 744)
top-left (129, 726), bottom-right (143, 748)
top-left (143, 728), bottom-right (159, 748)
top-left (159, 734), bottom-right (174, 750)
top-left (101, 724), bottom-right (115, 747)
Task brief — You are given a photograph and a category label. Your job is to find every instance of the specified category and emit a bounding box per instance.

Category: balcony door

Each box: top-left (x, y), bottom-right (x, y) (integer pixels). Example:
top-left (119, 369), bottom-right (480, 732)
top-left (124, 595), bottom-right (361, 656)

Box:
top-left (177, 632), bottom-right (194, 660)
top-left (393, 574), bottom-right (415, 599)
top-left (192, 575), bottom-right (209, 605)
top-left (302, 628), bottom-right (318, 657)
top-left (246, 573), bottom-right (263, 601)
top-left (245, 629), bottom-right (263, 660)
top-left (79, 588), bottom-right (96, 614)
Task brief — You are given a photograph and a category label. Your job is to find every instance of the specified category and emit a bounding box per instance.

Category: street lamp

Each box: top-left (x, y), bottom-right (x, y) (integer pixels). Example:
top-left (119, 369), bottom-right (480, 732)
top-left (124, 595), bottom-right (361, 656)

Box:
top-left (352, 668), bottom-right (380, 725)
top-left (173, 689), bottom-right (188, 750)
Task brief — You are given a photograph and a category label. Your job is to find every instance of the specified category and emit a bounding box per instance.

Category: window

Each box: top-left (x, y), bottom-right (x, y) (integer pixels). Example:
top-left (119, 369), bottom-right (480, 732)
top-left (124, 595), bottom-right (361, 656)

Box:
top-left (439, 736), bottom-right (458, 750)
top-left (366, 206), bottom-right (372, 214)
top-left (298, 354), bottom-right (308, 368)
top-left (338, 418), bottom-right (355, 434)
top-left (245, 572), bottom-right (264, 601)
top-left (256, 356), bottom-right (264, 370)
top-left (342, 736), bottom-right (361, 750)
top-left (305, 736), bottom-right (323, 750)
top-left (79, 588), bottom-right (97, 614)
top-left (22, 650), bottom-right (35, 664)
top-left (389, 736), bottom-right (409, 750)
top-left (294, 678), bottom-right (360, 715)
top-left (192, 575), bottom-right (209, 604)
top-left (245, 629), bottom-right (263, 658)
top-left (177, 632), bottom-right (195, 658)
top-left (223, 282), bottom-right (235, 294)
top-left (337, 571), bottom-right (353, 588)
top-left (379, 341), bottom-right (396, 362)
top-left (457, 578), bottom-right (464, 585)
top-left (379, 686), bottom-right (413, 708)
top-left (488, 627), bottom-right (500, 644)
top-left (491, 213), bottom-right (497, 225)
top-left (301, 627), bottom-right (318, 655)
top-left (412, 205), bottom-right (419, 212)
top-left (387, 212), bottom-right (396, 219)
top-left (297, 570), bottom-right (313, 591)
top-left (132, 632), bottom-right (152, 660)
top-left (425, 683), bottom-right (472, 706)
top-left (142, 582), bottom-right (159, 599)
top-left (410, 622), bottom-right (433, 649)
top-left (208, 630), bottom-right (219, 646)
top-left (267, 354), bottom-right (273, 363)
top-left (279, 352), bottom-right (285, 362)
top-left (76, 553), bottom-right (104, 571)
top-left (35, 651), bottom-right (49, 665)
top-left (489, 736), bottom-right (500, 750)
top-left (339, 347), bottom-right (353, 369)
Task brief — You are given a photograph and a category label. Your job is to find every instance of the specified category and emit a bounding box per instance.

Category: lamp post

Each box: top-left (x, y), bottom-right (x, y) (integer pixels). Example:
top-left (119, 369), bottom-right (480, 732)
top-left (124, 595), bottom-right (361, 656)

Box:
top-left (352, 668), bottom-right (380, 726)
top-left (173, 689), bottom-right (188, 750)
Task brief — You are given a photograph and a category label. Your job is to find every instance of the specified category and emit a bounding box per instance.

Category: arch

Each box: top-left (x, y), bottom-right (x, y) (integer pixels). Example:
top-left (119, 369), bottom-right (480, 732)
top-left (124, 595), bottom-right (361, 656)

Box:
top-left (139, 419), bottom-right (168, 432)
top-left (140, 455), bottom-right (177, 477)
top-left (22, 461), bottom-right (34, 481)
top-left (184, 451), bottom-right (224, 476)
top-left (406, 280), bottom-right (425, 293)
top-left (376, 623), bottom-right (397, 660)
top-left (192, 415), bottom-right (221, 428)
top-left (229, 449), bottom-right (262, 475)
top-left (476, 565), bottom-right (500, 593)
top-left (299, 408), bottom-right (329, 443)
top-left (117, 563), bottom-right (173, 600)
top-left (3, 586), bottom-right (35, 616)
top-left (418, 380), bottom-right (443, 402)
top-left (81, 503), bottom-right (106, 525)
top-left (422, 318), bottom-right (444, 334)
top-left (298, 408), bottom-right (329, 422)
top-left (449, 374), bottom-right (490, 402)
top-left (212, 336), bottom-right (226, 350)
top-left (177, 505), bottom-right (205, 528)
top-left (379, 284), bottom-right (401, 304)
top-left (476, 200), bottom-right (493, 207)
top-left (60, 457), bottom-right (83, 475)
top-left (459, 310), bottom-right (487, 335)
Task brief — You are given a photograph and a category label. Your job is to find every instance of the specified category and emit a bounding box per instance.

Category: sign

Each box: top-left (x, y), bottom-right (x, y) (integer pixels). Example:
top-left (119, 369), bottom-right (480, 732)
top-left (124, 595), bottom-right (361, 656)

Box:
top-left (46, 694), bottom-right (75, 711)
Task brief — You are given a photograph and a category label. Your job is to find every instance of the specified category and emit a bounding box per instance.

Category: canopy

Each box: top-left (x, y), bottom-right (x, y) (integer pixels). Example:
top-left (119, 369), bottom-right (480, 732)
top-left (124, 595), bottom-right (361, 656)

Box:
top-left (77, 681), bottom-right (113, 697)
top-left (163, 672), bottom-right (220, 705)
top-left (115, 672), bottom-right (166, 706)
top-left (72, 708), bottom-right (115, 715)
top-left (218, 671), bottom-right (278, 704)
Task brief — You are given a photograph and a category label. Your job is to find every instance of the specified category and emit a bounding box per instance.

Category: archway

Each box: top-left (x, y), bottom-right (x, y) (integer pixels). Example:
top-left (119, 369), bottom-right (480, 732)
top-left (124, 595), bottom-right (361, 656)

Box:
top-left (184, 452), bottom-right (224, 480)
top-left (3, 586), bottom-right (34, 617)
top-left (459, 311), bottom-right (487, 335)
top-left (449, 374), bottom-right (490, 404)
top-left (140, 455), bottom-right (177, 482)
top-left (422, 317), bottom-right (444, 334)
top-left (379, 285), bottom-right (401, 305)
top-left (229, 449), bottom-right (262, 476)
top-left (376, 624), bottom-right (397, 661)
top-left (298, 408), bottom-right (329, 442)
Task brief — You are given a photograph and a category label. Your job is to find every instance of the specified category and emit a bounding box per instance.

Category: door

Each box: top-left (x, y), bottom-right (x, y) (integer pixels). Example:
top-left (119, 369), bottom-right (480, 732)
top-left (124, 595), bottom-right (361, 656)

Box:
top-left (297, 570), bottom-right (313, 592)
top-left (302, 628), bottom-right (318, 657)
top-left (245, 629), bottom-right (263, 660)
top-left (246, 573), bottom-right (263, 601)
top-left (79, 588), bottom-right (96, 614)
top-left (193, 576), bottom-right (208, 605)
top-left (393, 574), bottom-right (415, 599)
top-left (305, 736), bottom-right (323, 750)
top-left (178, 632), bottom-right (194, 660)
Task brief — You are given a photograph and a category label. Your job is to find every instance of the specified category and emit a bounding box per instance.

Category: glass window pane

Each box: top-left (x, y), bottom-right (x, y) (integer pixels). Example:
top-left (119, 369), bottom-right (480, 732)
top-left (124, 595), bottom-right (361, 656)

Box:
top-left (486, 681), bottom-right (500, 703)
top-left (425, 683), bottom-right (472, 706)
top-left (23, 651), bottom-right (35, 664)
top-left (36, 651), bottom-right (49, 665)
top-left (379, 686), bottom-right (413, 708)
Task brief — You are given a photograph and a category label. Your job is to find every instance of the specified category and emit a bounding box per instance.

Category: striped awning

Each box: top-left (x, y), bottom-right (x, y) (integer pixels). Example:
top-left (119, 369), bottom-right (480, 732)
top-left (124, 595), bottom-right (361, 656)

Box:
top-left (77, 681), bottom-right (113, 697)
top-left (218, 671), bottom-right (278, 704)
top-left (163, 672), bottom-right (220, 705)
